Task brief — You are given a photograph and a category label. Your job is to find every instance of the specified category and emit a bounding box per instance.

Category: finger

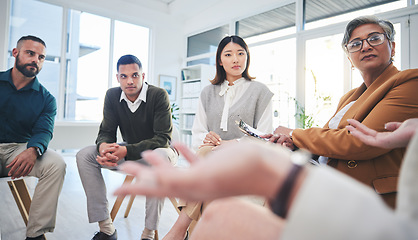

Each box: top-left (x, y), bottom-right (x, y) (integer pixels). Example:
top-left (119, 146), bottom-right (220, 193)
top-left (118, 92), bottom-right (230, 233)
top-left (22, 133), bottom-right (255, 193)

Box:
top-left (114, 182), bottom-right (164, 198)
top-left (276, 135), bottom-right (287, 144)
top-left (13, 163), bottom-right (24, 179)
top-left (23, 165), bottom-right (34, 177)
top-left (269, 135), bottom-right (279, 143)
top-left (284, 142), bottom-right (293, 149)
top-left (96, 155), bottom-right (106, 162)
top-left (96, 156), bottom-right (109, 166)
top-left (260, 133), bottom-right (273, 138)
top-left (385, 122), bottom-right (402, 131)
top-left (108, 145), bottom-right (120, 153)
top-left (208, 132), bottom-right (221, 144)
top-left (207, 135), bottom-right (220, 145)
top-left (347, 127), bottom-right (377, 145)
top-left (101, 161), bottom-right (118, 167)
top-left (119, 161), bottom-right (147, 175)
top-left (18, 164), bottom-right (31, 178)
top-left (173, 142), bottom-right (199, 164)
top-left (347, 119), bottom-right (377, 136)
top-left (105, 152), bottom-right (119, 161)
top-left (142, 150), bottom-right (173, 167)
top-left (8, 159), bottom-right (22, 178)
top-left (6, 158), bottom-right (17, 169)
top-left (212, 132), bottom-right (221, 140)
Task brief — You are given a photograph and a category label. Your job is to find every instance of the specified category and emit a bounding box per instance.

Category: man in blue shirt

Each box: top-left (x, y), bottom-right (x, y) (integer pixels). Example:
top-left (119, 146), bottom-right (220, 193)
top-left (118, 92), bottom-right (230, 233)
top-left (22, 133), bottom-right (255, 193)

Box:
top-left (0, 35), bottom-right (66, 240)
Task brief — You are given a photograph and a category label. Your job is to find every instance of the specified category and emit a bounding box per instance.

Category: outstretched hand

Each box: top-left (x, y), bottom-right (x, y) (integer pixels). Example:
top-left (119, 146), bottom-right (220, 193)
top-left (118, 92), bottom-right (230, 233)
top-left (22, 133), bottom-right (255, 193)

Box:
top-left (346, 118), bottom-right (418, 149)
top-left (114, 140), bottom-right (293, 201)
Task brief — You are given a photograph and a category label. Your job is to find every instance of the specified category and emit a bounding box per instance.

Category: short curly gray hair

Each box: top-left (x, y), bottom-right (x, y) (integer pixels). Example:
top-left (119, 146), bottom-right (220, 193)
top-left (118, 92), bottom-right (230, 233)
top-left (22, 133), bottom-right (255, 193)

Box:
top-left (342, 15), bottom-right (395, 54)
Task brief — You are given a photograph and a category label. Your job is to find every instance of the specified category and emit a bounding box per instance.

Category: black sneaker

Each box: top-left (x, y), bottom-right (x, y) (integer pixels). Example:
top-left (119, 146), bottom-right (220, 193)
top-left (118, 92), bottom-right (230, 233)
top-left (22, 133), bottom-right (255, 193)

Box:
top-left (25, 235), bottom-right (46, 240)
top-left (92, 229), bottom-right (117, 240)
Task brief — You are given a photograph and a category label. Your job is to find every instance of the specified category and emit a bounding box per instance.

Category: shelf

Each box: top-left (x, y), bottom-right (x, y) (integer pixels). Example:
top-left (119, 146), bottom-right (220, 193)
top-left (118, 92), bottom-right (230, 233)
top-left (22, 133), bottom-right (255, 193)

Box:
top-left (181, 78), bottom-right (201, 83)
top-left (181, 96), bottom-right (199, 99)
top-left (180, 111), bottom-right (196, 114)
top-left (180, 64), bottom-right (215, 148)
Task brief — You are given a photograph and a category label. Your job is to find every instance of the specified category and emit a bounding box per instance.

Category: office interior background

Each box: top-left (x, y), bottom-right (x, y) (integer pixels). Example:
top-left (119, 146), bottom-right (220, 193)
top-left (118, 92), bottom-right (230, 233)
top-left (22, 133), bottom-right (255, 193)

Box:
top-left (0, 0), bottom-right (417, 143)
top-left (0, 0), bottom-right (417, 239)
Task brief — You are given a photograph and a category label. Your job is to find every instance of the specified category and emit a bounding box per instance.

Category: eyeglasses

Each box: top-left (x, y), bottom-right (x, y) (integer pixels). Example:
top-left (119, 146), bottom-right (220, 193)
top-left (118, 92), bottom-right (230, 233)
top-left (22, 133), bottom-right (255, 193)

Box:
top-left (345, 33), bottom-right (386, 53)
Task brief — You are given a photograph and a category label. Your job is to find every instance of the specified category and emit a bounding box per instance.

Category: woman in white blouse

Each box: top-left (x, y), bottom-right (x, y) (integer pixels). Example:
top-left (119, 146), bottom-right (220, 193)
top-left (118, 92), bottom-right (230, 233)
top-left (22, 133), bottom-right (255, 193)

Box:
top-left (192, 35), bottom-right (273, 151)
top-left (164, 35), bottom-right (274, 240)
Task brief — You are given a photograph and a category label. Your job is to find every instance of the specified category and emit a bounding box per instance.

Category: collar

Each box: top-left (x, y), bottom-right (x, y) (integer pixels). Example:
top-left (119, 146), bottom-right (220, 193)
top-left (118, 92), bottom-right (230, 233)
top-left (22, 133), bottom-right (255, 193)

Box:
top-left (370, 63), bottom-right (398, 87)
top-left (0, 68), bottom-right (40, 91)
top-left (219, 77), bottom-right (245, 96)
top-left (119, 81), bottom-right (148, 104)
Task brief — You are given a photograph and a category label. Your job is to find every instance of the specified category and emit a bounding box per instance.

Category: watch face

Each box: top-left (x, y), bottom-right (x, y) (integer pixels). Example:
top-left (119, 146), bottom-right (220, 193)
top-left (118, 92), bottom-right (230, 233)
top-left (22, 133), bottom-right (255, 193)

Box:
top-left (36, 148), bottom-right (42, 156)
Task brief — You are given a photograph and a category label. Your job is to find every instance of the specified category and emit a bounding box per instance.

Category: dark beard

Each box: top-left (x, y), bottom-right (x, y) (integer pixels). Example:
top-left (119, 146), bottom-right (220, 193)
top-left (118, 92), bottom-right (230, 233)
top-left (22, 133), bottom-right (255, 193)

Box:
top-left (15, 53), bottom-right (40, 77)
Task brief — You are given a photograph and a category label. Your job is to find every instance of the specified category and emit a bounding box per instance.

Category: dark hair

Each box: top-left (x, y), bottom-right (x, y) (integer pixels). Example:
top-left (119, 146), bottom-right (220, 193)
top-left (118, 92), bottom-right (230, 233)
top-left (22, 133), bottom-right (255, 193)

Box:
top-left (117, 54), bottom-right (142, 71)
top-left (342, 15), bottom-right (395, 54)
top-left (17, 35), bottom-right (46, 48)
top-left (211, 35), bottom-right (254, 85)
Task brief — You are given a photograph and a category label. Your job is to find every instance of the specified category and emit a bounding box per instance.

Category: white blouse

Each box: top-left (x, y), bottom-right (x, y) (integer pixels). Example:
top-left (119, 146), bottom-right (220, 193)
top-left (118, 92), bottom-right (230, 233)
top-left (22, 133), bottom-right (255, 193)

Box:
top-left (318, 101), bottom-right (356, 165)
top-left (191, 78), bottom-right (273, 151)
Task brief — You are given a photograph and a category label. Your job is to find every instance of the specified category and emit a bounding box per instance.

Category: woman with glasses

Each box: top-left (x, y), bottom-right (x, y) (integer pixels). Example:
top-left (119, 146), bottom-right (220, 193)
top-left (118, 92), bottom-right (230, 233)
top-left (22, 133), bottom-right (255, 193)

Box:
top-left (266, 15), bottom-right (418, 208)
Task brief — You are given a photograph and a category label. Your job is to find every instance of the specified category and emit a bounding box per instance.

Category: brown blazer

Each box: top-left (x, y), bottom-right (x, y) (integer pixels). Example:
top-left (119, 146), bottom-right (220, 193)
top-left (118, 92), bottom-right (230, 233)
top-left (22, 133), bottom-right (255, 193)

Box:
top-left (292, 64), bottom-right (418, 208)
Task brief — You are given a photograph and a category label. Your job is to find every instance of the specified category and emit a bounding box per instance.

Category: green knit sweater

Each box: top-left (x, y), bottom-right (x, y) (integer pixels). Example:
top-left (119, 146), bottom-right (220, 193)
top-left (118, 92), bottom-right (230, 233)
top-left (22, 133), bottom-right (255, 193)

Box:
top-left (96, 83), bottom-right (172, 160)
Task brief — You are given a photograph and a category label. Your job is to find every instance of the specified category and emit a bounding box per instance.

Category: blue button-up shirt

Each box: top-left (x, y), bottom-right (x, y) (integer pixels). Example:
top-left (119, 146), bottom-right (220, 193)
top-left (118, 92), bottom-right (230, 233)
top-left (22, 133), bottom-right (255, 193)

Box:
top-left (0, 68), bottom-right (56, 154)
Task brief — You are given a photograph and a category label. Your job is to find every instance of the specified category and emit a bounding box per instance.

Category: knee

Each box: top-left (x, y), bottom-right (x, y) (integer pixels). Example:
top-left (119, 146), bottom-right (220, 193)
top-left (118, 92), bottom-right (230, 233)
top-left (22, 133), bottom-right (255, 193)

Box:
top-left (76, 145), bottom-right (97, 165)
top-left (42, 150), bottom-right (66, 176)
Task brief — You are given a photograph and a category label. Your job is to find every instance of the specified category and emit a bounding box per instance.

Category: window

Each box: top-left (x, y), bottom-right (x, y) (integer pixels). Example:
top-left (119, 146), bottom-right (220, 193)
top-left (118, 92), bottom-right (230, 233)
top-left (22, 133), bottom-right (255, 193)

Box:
top-left (112, 20), bottom-right (150, 87)
top-left (187, 25), bottom-right (229, 58)
top-left (8, 0), bottom-right (63, 100)
top-left (305, 33), bottom-right (345, 127)
top-left (184, 0), bottom-right (414, 128)
top-left (186, 57), bottom-right (216, 66)
top-left (250, 38), bottom-right (297, 128)
top-left (8, 0), bottom-right (151, 121)
top-left (237, 3), bottom-right (296, 43)
top-left (305, 0), bottom-right (406, 30)
top-left (67, 12), bottom-right (111, 121)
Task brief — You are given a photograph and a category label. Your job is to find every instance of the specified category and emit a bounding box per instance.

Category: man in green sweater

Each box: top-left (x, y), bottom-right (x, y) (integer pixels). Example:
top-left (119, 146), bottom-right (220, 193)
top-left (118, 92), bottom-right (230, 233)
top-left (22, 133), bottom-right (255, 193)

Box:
top-left (76, 54), bottom-right (177, 240)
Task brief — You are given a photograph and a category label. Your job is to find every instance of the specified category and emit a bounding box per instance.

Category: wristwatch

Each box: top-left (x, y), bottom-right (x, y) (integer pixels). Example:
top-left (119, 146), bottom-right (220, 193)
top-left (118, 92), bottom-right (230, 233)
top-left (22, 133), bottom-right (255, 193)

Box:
top-left (270, 149), bottom-right (310, 218)
top-left (289, 129), bottom-right (294, 139)
top-left (35, 147), bottom-right (42, 157)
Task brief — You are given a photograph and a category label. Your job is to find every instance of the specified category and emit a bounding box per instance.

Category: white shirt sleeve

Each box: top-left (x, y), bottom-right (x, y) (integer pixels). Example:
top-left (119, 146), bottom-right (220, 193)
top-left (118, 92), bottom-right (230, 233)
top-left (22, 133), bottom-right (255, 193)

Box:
top-left (281, 166), bottom-right (414, 240)
top-left (191, 97), bottom-right (208, 151)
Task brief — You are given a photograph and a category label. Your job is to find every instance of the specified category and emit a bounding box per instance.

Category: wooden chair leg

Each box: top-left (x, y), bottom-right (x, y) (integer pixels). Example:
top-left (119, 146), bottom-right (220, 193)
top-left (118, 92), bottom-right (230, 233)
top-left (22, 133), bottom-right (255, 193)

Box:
top-left (110, 175), bottom-right (134, 221)
top-left (124, 195), bottom-right (136, 218)
top-left (8, 179), bottom-right (32, 226)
